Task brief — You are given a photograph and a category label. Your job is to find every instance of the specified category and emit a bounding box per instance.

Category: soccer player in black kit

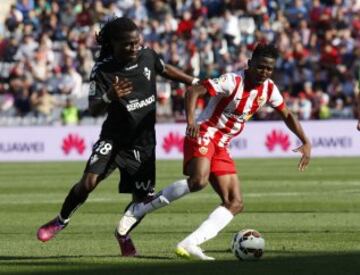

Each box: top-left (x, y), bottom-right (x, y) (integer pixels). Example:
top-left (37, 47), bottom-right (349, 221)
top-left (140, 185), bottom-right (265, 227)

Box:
top-left (37, 17), bottom-right (199, 256)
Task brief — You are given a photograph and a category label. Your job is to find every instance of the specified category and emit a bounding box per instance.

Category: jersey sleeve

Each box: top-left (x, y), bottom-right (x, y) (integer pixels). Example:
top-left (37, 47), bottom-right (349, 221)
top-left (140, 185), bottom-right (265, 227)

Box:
top-left (88, 64), bottom-right (108, 101)
top-left (150, 49), bottom-right (165, 73)
top-left (267, 82), bottom-right (285, 111)
top-left (202, 73), bottom-right (237, 97)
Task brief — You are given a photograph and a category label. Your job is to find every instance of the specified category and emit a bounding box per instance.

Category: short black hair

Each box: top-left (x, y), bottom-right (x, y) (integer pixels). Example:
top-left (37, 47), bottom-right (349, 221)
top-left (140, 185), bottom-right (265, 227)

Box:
top-left (251, 43), bottom-right (279, 60)
top-left (96, 17), bottom-right (139, 60)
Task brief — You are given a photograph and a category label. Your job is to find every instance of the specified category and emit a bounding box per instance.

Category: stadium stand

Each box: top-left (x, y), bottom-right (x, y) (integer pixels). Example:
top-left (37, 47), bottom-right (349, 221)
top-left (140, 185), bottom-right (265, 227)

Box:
top-left (0, 0), bottom-right (359, 126)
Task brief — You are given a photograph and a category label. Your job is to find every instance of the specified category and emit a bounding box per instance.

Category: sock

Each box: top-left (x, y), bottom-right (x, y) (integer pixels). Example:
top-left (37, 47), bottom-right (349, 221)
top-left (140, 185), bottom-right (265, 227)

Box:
top-left (58, 214), bottom-right (70, 225)
top-left (140, 179), bottom-right (190, 215)
top-left (178, 206), bottom-right (234, 247)
top-left (59, 184), bottom-right (88, 221)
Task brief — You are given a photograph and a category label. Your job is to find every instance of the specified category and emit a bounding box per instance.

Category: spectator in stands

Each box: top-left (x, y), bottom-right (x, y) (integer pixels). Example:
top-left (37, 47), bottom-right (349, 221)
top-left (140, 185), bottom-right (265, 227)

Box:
top-left (0, 82), bottom-right (15, 116)
top-left (4, 4), bottom-right (23, 32)
top-left (1, 36), bottom-right (19, 62)
top-left (1, 0), bottom-right (360, 125)
top-left (298, 92), bottom-right (312, 120)
top-left (13, 33), bottom-right (38, 61)
top-left (13, 77), bottom-right (31, 117)
top-left (30, 83), bottom-right (57, 119)
top-left (61, 97), bottom-right (79, 125)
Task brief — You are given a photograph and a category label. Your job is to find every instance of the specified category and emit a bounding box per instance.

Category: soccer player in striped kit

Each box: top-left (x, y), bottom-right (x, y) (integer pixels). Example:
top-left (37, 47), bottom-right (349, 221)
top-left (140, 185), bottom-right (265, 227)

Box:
top-left (118, 43), bottom-right (312, 260)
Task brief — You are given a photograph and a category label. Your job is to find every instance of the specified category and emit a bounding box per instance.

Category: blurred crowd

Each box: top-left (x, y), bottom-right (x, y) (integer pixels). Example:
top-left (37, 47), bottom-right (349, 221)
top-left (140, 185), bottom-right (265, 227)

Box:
top-left (0, 0), bottom-right (360, 126)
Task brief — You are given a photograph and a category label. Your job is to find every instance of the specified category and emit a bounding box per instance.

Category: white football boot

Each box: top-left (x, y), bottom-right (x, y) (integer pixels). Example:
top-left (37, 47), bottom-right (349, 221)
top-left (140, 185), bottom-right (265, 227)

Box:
top-left (175, 244), bottom-right (215, 261)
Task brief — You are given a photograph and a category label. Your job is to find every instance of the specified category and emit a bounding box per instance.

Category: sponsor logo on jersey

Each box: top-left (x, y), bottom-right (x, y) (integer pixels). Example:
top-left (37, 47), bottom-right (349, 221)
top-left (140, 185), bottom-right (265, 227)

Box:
top-left (199, 146), bottom-right (208, 155)
top-left (143, 67), bottom-right (151, 80)
top-left (124, 64), bottom-right (138, 71)
top-left (135, 180), bottom-right (152, 191)
top-left (126, 95), bottom-right (155, 111)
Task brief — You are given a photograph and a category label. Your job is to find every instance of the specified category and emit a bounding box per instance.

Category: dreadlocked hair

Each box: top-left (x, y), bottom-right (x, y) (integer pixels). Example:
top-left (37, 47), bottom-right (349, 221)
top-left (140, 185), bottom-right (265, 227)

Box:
top-left (252, 43), bottom-right (279, 60)
top-left (96, 17), bottom-right (139, 61)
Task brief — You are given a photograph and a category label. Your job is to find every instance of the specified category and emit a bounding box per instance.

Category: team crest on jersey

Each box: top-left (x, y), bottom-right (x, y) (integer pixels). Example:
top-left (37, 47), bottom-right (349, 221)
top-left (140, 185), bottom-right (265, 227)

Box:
top-left (143, 67), bottom-right (151, 80)
top-left (199, 146), bottom-right (208, 155)
top-left (89, 81), bottom-right (96, 96)
top-left (212, 74), bottom-right (227, 85)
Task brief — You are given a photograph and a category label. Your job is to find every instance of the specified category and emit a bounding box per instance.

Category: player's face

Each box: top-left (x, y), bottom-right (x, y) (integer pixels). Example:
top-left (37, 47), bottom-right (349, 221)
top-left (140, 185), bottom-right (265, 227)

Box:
top-left (248, 56), bottom-right (276, 85)
top-left (111, 30), bottom-right (141, 63)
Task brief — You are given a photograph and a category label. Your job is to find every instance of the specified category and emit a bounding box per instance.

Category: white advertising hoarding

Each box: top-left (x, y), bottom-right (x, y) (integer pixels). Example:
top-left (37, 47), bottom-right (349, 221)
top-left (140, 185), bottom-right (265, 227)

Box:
top-left (0, 120), bottom-right (359, 161)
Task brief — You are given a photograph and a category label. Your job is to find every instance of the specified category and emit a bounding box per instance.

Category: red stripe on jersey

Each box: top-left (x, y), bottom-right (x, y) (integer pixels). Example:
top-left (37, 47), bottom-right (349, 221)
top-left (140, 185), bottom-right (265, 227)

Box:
top-left (235, 83), bottom-right (252, 114)
top-left (267, 81), bottom-right (274, 102)
top-left (207, 77), bottom-right (242, 145)
top-left (202, 79), bottom-right (216, 96)
top-left (232, 121), bottom-right (245, 137)
top-left (275, 101), bottom-right (285, 111)
top-left (248, 83), bottom-right (265, 115)
top-left (206, 76), bottom-right (242, 127)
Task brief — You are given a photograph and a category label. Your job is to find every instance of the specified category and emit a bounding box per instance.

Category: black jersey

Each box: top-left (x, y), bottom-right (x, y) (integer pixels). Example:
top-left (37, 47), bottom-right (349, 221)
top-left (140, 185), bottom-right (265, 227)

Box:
top-left (89, 48), bottom-right (165, 148)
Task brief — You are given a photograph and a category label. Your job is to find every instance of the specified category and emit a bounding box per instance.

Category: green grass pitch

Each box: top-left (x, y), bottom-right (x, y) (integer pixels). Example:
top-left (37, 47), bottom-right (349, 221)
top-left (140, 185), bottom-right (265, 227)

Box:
top-left (0, 158), bottom-right (359, 275)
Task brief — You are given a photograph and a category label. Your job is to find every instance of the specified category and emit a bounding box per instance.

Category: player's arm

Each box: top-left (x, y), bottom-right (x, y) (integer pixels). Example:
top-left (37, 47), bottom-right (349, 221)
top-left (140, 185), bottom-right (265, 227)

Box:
top-left (276, 106), bottom-right (311, 172)
top-left (89, 76), bottom-right (132, 116)
top-left (150, 48), bottom-right (198, 85)
top-left (185, 84), bottom-right (207, 138)
top-left (161, 64), bottom-right (199, 85)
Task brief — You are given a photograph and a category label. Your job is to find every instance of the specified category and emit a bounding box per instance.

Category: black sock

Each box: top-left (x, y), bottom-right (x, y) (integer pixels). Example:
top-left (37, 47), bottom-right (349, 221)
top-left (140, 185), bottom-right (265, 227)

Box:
top-left (60, 184), bottom-right (88, 220)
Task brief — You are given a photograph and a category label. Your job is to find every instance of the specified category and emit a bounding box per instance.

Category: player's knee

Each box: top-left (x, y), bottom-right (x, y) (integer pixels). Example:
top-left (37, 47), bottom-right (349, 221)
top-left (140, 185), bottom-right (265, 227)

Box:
top-left (80, 174), bottom-right (99, 194)
top-left (188, 175), bottom-right (208, 192)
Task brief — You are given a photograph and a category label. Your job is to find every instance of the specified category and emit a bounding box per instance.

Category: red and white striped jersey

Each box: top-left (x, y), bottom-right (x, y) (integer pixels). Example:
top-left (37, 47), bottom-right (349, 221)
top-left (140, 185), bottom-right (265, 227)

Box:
top-left (198, 71), bottom-right (285, 147)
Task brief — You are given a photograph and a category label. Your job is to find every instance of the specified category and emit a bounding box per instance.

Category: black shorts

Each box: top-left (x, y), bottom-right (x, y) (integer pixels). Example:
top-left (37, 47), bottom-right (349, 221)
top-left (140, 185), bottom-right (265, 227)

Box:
top-left (84, 139), bottom-right (155, 199)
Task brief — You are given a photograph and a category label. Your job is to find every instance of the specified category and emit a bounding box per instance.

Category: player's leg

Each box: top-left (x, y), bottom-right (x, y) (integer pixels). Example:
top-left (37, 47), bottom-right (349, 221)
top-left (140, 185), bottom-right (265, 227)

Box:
top-left (117, 136), bottom-right (214, 236)
top-left (37, 139), bottom-right (116, 242)
top-left (176, 174), bottom-right (242, 260)
top-left (117, 156), bottom-right (211, 238)
top-left (209, 173), bottom-right (244, 215)
top-left (176, 149), bottom-right (242, 260)
top-left (114, 147), bottom-right (157, 256)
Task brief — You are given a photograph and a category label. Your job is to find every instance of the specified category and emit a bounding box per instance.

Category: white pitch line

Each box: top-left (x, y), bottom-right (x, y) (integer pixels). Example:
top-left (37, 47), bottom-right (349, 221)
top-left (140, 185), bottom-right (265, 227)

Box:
top-left (1, 189), bottom-right (359, 204)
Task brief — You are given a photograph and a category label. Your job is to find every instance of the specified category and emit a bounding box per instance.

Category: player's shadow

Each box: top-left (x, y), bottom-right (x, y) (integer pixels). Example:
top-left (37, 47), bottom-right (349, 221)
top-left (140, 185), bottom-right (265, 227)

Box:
top-left (0, 255), bottom-right (119, 261)
top-left (1, 252), bottom-right (360, 275)
top-left (0, 254), bottom-right (172, 262)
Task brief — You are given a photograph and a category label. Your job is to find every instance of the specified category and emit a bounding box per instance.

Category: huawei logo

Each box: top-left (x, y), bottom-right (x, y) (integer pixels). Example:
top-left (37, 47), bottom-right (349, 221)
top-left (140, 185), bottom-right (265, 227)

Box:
top-left (162, 132), bottom-right (184, 153)
top-left (62, 133), bottom-right (86, 155)
top-left (265, 130), bottom-right (290, 152)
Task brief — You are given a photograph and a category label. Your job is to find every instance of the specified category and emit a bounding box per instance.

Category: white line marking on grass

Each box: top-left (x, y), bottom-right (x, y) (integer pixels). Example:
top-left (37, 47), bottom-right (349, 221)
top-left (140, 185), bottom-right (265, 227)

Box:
top-left (1, 188), bottom-right (359, 204)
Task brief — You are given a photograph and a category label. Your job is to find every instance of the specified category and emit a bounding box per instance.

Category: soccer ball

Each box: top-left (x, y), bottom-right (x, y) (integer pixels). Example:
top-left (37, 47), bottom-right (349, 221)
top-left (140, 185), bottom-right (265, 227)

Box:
top-left (231, 229), bottom-right (265, 260)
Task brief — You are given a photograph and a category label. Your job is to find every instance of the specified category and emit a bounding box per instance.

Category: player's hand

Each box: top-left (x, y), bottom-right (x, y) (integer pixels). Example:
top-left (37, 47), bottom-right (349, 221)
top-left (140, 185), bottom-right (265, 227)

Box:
top-left (110, 76), bottom-right (132, 99)
top-left (357, 120), bottom-right (360, 131)
top-left (186, 123), bottom-right (199, 139)
top-left (293, 142), bottom-right (311, 172)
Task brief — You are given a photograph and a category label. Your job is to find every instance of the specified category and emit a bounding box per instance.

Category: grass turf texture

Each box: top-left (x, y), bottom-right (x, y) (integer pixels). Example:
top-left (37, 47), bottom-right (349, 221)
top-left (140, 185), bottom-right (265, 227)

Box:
top-left (0, 158), bottom-right (359, 275)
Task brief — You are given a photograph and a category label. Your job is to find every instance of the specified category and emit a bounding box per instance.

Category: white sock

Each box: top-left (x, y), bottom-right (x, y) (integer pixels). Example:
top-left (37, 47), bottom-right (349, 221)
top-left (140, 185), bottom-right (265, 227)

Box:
top-left (178, 206), bottom-right (234, 247)
top-left (161, 179), bottom-right (190, 202)
top-left (140, 179), bottom-right (190, 215)
top-left (58, 214), bottom-right (70, 224)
